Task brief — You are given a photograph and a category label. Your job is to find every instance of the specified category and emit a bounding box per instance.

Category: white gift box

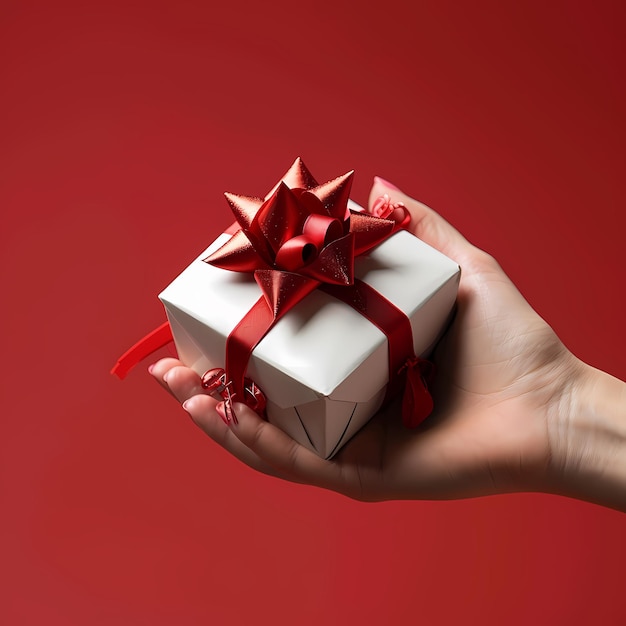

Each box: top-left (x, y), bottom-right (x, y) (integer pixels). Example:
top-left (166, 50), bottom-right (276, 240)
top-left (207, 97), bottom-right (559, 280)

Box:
top-left (159, 203), bottom-right (460, 459)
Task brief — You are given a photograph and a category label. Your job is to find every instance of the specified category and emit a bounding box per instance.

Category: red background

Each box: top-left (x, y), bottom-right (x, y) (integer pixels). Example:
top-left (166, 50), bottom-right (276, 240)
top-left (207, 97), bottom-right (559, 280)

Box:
top-left (2, 1), bottom-right (625, 624)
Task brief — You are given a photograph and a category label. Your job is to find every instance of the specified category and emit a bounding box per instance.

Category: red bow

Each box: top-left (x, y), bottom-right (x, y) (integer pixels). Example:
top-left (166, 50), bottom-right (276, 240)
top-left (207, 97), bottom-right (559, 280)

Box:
top-left (204, 157), bottom-right (396, 319)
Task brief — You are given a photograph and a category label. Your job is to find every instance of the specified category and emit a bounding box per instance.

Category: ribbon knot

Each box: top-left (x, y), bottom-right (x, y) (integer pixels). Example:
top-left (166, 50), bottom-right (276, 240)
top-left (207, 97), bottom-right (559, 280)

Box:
top-left (274, 213), bottom-right (344, 272)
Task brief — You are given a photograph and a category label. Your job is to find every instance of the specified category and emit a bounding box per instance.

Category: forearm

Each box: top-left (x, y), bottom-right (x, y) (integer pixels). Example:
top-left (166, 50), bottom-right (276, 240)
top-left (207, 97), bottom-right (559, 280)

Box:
top-left (548, 363), bottom-right (626, 512)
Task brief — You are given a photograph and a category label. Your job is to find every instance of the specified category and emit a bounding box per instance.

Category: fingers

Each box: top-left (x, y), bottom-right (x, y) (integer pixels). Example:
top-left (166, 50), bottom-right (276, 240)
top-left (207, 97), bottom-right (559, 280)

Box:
top-left (369, 176), bottom-right (475, 263)
top-left (223, 401), bottom-right (350, 494)
top-left (149, 357), bottom-right (204, 403)
top-left (181, 394), bottom-right (289, 479)
top-left (148, 359), bottom-right (292, 478)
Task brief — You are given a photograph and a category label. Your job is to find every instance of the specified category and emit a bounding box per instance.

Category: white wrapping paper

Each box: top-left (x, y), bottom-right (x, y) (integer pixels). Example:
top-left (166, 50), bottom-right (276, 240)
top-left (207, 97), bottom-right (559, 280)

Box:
top-left (160, 212), bottom-right (460, 458)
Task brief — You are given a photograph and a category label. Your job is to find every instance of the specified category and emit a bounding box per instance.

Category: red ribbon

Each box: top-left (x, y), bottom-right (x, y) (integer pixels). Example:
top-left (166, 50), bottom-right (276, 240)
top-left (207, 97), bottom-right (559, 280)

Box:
top-left (111, 321), bottom-right (173, 380)
top-left (322, 280), bottom-right (434, 428)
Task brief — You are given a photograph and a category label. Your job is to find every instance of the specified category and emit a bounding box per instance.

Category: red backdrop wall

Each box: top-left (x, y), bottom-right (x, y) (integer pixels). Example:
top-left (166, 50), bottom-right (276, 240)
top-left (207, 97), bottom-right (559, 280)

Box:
top-left (2, 1), bottom-right (625, 624)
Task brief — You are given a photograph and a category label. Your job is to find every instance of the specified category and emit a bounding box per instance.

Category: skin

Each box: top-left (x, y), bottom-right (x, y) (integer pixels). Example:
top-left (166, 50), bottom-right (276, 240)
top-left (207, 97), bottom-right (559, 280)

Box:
top-left (150, 178), bottom-right (626, 512)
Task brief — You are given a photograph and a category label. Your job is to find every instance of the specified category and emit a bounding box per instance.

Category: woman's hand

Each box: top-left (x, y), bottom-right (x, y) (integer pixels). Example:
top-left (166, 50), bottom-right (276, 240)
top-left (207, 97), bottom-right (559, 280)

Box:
top-left (150, 178), bottom-right (625, 510)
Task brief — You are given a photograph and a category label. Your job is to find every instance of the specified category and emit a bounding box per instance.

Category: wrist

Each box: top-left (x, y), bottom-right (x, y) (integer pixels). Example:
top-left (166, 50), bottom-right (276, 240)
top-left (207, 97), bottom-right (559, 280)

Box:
top-left (547, 361), bottom-right (626, 511)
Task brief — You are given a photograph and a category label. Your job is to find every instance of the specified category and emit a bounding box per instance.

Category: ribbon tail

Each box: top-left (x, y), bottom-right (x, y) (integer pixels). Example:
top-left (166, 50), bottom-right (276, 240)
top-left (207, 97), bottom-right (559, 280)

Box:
top-left (111, 321), bottom-right (173, 379)
top-left (402, 363), bottom-right (434, 428)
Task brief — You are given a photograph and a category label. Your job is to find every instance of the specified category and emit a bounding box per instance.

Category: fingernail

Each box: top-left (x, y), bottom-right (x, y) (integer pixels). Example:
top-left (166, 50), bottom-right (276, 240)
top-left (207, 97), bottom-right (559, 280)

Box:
top-left (224, 397), bottom-right (238, 425)
top-left (374, 176), bottom-right (401, 191)
top-left (163, 371), bottom-right (172, 384)
top-left (182, 398), bottom-right (194, 413)
top-left (148, 364), bottom-right (156, 375)
top-left (224, 399), bottom-right (238, 425)
top-left (215, 401), bottom-right (230, 426)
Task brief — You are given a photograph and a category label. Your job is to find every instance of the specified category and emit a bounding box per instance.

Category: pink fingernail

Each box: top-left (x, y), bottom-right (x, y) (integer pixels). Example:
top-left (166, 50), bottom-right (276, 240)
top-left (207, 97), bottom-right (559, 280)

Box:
top-left (182, 399), bottom-right (193, 413)
top-left (224, 397), bottom-right (238, 425)
top-left (148, 364), bottom-right (156, 375)
top-left (215, 402), bottom-right (230, 426)
top-left (374, 176), bottom-right (401, 191)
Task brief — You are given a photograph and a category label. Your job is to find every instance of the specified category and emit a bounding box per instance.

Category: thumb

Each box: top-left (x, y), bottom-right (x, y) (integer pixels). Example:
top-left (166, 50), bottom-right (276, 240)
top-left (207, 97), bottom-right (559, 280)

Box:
top-left (369, 176), bottom-right (475, 263)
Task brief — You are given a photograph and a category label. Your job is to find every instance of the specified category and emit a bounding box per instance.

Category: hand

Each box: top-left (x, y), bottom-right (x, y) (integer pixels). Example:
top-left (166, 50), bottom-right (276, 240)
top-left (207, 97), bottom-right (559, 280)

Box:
top-left (150, 178), bottom-right (625, 509)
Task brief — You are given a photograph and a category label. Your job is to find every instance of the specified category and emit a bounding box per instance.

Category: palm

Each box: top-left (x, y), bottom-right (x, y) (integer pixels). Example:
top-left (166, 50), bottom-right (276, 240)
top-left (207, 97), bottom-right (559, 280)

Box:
top-left (336, 252), bottom-right (571, 500)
